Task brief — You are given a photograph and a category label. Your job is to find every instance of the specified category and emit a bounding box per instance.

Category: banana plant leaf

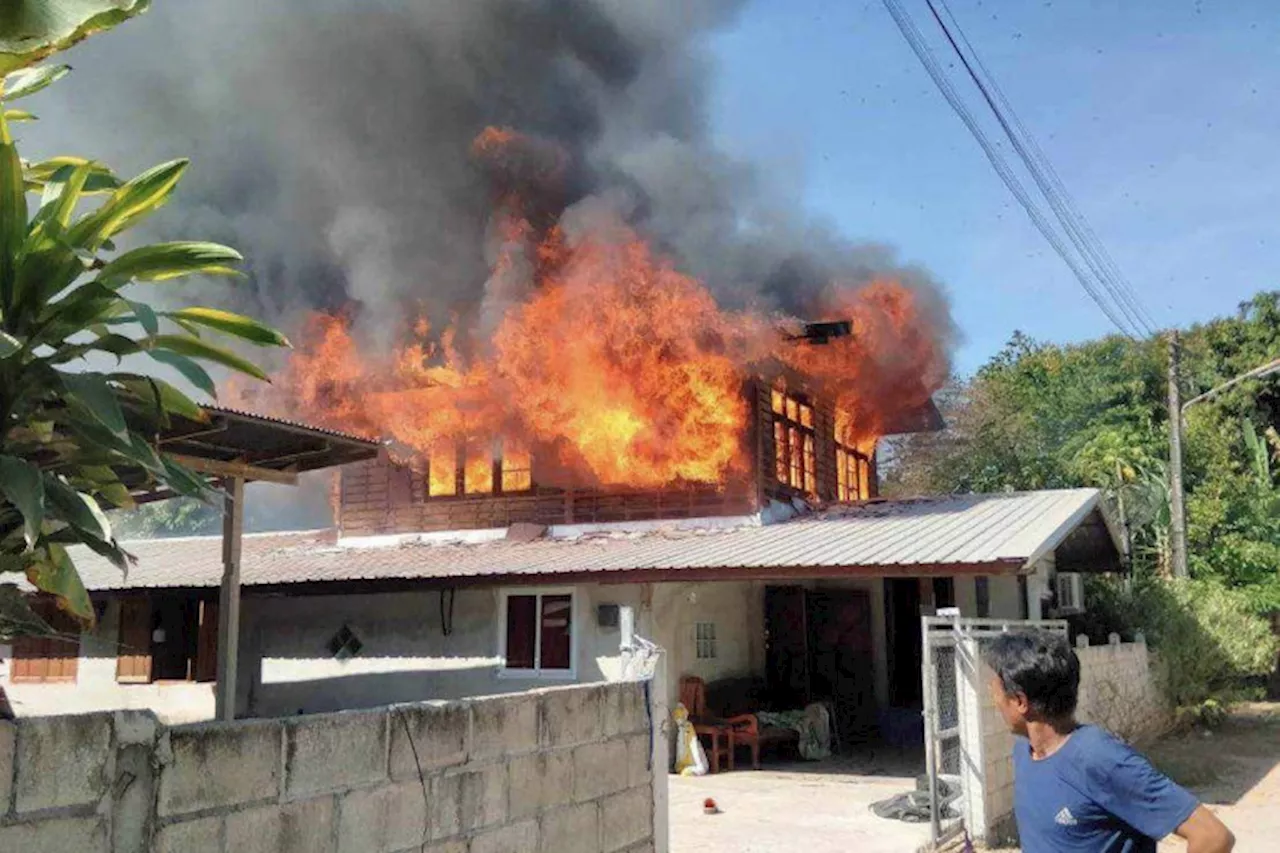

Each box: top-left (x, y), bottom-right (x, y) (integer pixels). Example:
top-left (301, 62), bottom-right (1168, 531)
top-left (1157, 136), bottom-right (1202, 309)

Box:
top-left (0, 0), bottom-right (150, 76)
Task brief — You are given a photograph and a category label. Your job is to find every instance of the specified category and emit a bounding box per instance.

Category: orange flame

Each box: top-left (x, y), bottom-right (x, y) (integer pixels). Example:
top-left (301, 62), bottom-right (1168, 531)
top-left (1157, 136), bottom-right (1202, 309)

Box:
top-left (230, 127), bottom-right (948, 491)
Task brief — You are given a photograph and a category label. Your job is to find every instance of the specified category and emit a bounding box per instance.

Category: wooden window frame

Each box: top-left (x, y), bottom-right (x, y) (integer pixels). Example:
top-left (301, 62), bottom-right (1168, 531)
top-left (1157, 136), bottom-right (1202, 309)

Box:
top-left (836, 443), bottom-right (873, 501)
top-left (771, 389), bottom-right (816, 495)
top-left (496, 587), bottom-right (577, 680)
top-left (9, 597), bottom-right (80, 684)
top-left (427, 437), bottom-right (534, 500)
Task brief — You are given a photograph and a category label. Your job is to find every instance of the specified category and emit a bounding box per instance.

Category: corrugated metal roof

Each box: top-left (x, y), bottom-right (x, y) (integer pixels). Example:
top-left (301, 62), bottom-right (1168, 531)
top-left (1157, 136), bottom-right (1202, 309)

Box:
top-left (200, 405), bottom-right (383, 446)
top-left (64, 489), bottom-right (1113, 591)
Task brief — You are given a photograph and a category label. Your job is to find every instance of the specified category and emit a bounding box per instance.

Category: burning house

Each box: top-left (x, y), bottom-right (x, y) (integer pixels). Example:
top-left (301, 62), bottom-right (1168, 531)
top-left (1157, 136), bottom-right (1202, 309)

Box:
top-left (0, 348), bottom-right (1122, 745)
top-left (2, 0), bottom-right (1125, 760)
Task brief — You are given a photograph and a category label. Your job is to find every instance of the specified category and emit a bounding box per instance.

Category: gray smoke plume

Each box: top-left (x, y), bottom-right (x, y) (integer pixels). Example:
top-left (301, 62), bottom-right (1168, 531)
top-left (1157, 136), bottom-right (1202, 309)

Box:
top-left (20, 0), bottom-right (956, 363)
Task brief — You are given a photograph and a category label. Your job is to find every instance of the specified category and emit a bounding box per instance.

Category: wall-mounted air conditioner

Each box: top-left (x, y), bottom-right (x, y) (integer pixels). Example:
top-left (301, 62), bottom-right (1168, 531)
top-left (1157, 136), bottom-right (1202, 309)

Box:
top-left (1055, 572), bottom-right (1086, 615)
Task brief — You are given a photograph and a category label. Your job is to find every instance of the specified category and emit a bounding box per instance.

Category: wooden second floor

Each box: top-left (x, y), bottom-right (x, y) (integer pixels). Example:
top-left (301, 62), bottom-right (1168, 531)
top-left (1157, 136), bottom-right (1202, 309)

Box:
top-left (336, 372), bottom-right (941, 537)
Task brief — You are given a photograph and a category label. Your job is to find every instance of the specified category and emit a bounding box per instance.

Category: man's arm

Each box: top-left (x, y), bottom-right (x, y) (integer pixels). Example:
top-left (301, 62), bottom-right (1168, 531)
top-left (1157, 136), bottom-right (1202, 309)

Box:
top-left (1175, 805), bottom-right (1234, 853)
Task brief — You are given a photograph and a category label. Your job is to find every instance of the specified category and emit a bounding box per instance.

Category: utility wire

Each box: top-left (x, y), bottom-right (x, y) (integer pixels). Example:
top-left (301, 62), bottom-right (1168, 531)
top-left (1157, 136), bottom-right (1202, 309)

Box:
top-left (880, 0), bottom-right (1142, 338)
top-left (924, 0), bottom-right (1159, 336)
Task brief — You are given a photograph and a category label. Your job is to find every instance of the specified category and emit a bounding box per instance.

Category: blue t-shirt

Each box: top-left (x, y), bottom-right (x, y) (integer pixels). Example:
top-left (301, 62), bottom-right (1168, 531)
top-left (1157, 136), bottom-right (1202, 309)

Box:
top-left (1013, 725), bottom-right (1198, 853)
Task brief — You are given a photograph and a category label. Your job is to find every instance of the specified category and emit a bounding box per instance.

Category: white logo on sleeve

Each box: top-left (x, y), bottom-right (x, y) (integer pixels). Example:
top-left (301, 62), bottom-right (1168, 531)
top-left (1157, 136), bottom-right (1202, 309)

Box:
top-left (1055, 807), bottom-right (1078, 827)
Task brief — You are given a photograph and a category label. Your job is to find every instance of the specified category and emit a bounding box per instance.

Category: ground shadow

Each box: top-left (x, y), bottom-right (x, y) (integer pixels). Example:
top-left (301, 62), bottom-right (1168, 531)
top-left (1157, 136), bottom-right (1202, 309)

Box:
top-left (1145, 704), bottom-right (1280, 807)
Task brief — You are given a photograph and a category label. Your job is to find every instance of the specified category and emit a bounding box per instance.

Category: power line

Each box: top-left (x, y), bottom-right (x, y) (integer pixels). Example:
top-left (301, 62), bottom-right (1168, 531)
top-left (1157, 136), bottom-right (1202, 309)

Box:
top-left (879, 0), bottom-right (1143, 338)
top-left (924, 0), bottom-right (1159, 336)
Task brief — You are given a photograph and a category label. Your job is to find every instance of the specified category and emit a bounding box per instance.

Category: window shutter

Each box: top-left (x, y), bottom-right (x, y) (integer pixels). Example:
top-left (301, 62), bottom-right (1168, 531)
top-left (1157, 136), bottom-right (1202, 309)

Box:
top-left (116, 597), bottom-right (153, 684)
top-left (49, 607), bottom-right (80, 681)
top-left (194, 599), bottom-right (219, 683)
top-left (10, 635), bottom-right (44, 682)
top-left (11, 598), bottom-right (79, 683)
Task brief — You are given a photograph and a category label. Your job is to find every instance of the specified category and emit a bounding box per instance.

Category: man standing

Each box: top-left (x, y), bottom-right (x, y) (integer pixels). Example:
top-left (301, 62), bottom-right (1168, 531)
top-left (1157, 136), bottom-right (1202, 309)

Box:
top-left (985, 631), bottom-right (1234, 852)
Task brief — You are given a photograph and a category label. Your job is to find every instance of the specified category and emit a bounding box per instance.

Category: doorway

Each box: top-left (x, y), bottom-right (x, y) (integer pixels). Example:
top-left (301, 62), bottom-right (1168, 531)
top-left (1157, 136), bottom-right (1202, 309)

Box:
top-left (808, 589), bottom-right (875, 743)
top-left (764, 585), bottom-right (876, 750)
top-left (885, 578), bottom-right (923, 708)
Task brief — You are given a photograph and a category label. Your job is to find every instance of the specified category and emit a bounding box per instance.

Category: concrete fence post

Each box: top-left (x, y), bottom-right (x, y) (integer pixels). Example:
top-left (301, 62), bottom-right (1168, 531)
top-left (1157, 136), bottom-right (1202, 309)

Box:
top-left (955, 636), bottom-right (988, 838)
top-left (650, 648), bottom-right (671, 853)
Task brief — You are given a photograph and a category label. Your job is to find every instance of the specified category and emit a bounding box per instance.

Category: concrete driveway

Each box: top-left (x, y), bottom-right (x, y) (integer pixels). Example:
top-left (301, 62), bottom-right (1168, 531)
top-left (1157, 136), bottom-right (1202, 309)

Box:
top-left (669, 758), bottom-right (933, 853)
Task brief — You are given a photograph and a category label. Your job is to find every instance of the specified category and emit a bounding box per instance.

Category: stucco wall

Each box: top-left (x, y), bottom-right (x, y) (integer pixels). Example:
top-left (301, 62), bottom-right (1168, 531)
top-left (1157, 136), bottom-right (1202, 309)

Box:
top-left (0, 681), bottom-right (658, 853)
top-left (241, 583), bottom-right (648, 717)
top-left (647, 581), bottom-right (763, 712)
top-left (1076, 636), bottom-right (1171, 745)
top-left (986, 576), bottom-right (1024, 620)
top-left (3, 584), bottom-right (646, 722)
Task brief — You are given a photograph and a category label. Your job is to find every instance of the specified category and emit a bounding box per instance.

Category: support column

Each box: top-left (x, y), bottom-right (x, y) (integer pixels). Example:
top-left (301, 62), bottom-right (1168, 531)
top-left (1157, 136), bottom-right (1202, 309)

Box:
top-left (215, 477), bottom-right (244, 721)
top-left (1168, 332), bottom-right (1189, 579)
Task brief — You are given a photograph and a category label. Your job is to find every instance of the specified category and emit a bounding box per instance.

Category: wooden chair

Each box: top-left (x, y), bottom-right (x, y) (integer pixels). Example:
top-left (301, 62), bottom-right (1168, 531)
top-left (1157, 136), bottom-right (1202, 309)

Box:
top-left (681, 675), bottom-right (801, 770)
top-left (679, 675), bottom-right (753, 773)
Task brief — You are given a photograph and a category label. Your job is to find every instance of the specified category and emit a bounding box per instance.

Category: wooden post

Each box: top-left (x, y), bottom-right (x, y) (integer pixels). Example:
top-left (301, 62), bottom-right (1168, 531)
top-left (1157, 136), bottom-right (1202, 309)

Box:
top-left (1167, 333), bottom-right (1189, 579)
top-left (1114, 459), bottom-right (1133, 584)
top-left (215, 477), bottom-right (245, 721)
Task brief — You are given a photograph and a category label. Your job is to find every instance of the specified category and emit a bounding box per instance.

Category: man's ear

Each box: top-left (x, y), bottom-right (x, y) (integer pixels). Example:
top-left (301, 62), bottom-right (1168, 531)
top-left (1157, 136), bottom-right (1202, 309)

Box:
top-left (1011, 692), bottom-right (1032, 716)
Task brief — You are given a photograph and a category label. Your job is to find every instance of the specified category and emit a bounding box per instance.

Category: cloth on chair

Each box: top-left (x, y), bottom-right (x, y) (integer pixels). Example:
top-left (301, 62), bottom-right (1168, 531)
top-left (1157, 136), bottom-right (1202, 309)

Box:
top-left (755, 703), bottom-right (832, 761)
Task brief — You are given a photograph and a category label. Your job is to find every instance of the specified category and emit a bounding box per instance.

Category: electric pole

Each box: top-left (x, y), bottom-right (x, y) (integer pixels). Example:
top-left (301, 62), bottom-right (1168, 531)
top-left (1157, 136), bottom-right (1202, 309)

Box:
top-left (1167, 332), bottom-right (1189, 579)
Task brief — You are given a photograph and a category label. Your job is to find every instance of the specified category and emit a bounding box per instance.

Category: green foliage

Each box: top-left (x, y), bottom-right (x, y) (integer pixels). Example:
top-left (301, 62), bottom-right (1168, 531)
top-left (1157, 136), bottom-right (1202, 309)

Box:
top-left (0, 1), bottom-right (150, 75)
top-left (111, 496), bottom-right (220, 539)
top-left (1080, 576), bottom-right (1279, 708)
top-left (886, 292), bottom-right (1280, 607)
top-left (0, 53), bottom-right (288, 634)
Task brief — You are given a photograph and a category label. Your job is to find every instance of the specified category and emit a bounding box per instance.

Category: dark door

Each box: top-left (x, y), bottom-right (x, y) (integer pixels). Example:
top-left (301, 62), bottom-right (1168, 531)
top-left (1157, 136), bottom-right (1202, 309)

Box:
top-left (765, 586), bottom-right (810, 707)
top-left (808, 590), bottom-right (875, 747)
top-left (885, 578), bottom-right (923, 707)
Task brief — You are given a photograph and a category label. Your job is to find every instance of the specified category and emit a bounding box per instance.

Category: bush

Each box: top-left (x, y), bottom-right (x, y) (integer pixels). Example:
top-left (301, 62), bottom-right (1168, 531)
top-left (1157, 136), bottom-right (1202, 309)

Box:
top-left (1080, 576), bottom-right (1279, 708)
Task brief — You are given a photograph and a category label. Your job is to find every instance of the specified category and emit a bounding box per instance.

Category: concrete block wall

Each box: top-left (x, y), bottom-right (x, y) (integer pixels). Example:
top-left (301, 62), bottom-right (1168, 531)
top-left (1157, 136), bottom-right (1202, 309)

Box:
top-left (0, 681), bottom-right (656, 853)
top-left (954, 638), bottom-right (1016, 844)
top-left (1076, 636), bottom-right (1170, 745)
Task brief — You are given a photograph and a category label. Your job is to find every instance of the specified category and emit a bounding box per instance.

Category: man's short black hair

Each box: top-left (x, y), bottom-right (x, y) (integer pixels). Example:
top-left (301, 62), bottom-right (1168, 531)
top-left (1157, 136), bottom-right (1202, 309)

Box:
top-left (984, 630), bottom-right (1080, 718)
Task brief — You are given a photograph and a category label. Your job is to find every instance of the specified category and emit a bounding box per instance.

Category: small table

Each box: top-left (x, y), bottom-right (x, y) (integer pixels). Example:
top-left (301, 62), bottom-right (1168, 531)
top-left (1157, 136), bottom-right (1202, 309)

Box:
top-left (693, 723), bottom-right (734, 773)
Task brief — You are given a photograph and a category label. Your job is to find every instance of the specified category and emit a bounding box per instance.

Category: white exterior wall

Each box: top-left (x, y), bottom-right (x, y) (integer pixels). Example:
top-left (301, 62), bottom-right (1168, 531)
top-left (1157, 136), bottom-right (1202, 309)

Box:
top-left (2, 584), bottom-right (645, 721)
top-left (0, 598), bottom-right (216, 723)
top-left (1027, 554), bottom-right (1054, 620)
top-left (240, 582), bottom-right (646, 717)
top-left (954, 576), bottom-right (978, 616)
top-left (986, 576), bottom-right (1024, 620)
top-left (646, 581), bottom-right (764, 713)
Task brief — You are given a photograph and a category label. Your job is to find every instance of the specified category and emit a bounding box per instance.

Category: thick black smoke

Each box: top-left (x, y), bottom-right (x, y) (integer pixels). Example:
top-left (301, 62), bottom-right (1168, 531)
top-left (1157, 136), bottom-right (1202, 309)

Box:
top-left (21, 0), bottom-right (956, 363)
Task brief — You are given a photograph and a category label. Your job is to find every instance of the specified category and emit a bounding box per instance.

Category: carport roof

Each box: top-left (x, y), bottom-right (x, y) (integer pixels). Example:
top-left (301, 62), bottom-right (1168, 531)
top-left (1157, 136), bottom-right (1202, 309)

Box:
top-left (67, 488), bottom-right (1121, 592)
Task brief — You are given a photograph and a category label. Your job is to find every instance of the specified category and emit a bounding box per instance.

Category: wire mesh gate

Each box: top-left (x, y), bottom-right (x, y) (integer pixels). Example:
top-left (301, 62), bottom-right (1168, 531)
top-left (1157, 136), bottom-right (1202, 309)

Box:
top-left (921, 616), bottom-right (1069, 846)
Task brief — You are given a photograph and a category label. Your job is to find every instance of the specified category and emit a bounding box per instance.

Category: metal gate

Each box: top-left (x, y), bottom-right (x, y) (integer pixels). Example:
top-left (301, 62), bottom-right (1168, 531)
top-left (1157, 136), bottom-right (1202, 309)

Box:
top-left (921, 616), bottom-right (1069, 846)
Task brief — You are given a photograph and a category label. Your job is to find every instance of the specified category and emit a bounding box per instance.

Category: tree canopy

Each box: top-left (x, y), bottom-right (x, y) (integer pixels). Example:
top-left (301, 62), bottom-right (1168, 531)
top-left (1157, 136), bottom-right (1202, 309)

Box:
top-left (886, 291), bottom-right (1280, 611)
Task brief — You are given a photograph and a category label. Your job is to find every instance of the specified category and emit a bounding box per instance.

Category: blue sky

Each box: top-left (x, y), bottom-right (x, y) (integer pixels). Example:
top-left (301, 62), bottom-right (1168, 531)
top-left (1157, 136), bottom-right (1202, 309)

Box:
top-left (708, 0), bottom-right (1280, 374)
